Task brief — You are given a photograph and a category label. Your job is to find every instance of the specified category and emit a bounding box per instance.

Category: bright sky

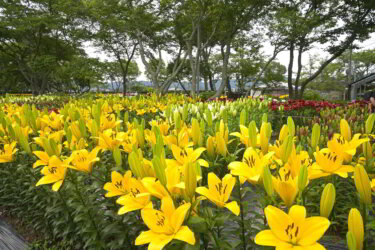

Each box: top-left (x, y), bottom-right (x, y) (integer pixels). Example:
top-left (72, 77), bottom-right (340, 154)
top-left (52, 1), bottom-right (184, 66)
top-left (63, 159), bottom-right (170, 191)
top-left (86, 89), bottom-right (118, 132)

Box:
top-left (85, 33), bottom-right (375, 82)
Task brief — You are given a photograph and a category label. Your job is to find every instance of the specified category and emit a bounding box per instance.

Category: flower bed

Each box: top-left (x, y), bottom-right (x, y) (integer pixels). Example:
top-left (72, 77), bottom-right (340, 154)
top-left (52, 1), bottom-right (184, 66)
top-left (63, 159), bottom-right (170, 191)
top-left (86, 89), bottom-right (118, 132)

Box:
top-left (0, 94), bottom-right (374, 249)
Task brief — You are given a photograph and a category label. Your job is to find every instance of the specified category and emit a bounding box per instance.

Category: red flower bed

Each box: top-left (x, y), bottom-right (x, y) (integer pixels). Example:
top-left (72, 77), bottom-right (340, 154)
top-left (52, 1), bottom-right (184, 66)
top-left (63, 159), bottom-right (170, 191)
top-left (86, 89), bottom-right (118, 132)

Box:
top-left (269, 99), bottom-right (367, 111)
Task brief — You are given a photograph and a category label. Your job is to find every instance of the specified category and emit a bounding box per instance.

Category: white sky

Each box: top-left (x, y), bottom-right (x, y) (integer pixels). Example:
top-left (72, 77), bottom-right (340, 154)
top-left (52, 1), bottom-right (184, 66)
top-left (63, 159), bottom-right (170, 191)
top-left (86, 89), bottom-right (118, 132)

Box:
top-left (85, 33), bottom-right (375, 81)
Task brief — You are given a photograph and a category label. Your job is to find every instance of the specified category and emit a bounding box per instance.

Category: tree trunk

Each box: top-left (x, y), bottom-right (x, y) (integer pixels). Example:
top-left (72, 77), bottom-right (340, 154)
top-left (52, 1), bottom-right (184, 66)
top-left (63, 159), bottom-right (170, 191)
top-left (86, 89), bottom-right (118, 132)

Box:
top-left (209, 73), bottom-right (215, 91)
top-left (210, 42), bottom-right (231, 99)
top-left (287, 42), bottom-right (295, 99)
top-left (204, 76), bottom-right (208, 91)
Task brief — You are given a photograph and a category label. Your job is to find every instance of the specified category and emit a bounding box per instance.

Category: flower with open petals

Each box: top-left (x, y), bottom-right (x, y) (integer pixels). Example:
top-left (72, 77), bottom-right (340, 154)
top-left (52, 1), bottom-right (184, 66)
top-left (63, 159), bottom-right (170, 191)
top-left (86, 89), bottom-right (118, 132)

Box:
top-left (68, 147), bottom-right (101, 173)
top-left (309, 150), bottom-right (354, 179)
top-left (103, 170), bottom-right (132, 197)
top-left (135, 196), bottom-right (195, 249)
top-left (167, 145), bottom-right (209, 170)
top-left (228, 147), bottom-right (274, 184)
top-left (0, 142), bottom-right (18, 163)
top-left (116, 178), bottom-right (152, 215)
top-left (272, 168), bottom-right (299, 208)
top-left (327, 134), bottom-right (368, 163)
top-left (36, 156), bottom-right (71, 191)
top-left (196, 173), bottom-right (239, 215)
top-left (255, 205), bottom-right (330, 249)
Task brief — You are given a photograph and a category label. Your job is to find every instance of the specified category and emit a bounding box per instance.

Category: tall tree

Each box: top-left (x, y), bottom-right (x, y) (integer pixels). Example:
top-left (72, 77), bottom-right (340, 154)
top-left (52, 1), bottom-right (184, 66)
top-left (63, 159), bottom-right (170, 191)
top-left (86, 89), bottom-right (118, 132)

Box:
top-left (271, 0), bottom-right (375, 99)
top-left (88, 0), bottom-right (139, 96)
top-left (0, 0), bottom-right (86, 94)
top-left (210, 0), bottom-right (270, 99)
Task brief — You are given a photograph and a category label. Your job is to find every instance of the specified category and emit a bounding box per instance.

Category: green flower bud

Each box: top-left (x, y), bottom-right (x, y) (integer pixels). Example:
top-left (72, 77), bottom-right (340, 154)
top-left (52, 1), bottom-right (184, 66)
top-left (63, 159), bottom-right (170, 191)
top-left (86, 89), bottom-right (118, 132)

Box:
top-left (320, 183), bottom-right (336, 218)
top-left (263, 166), bottom-right (273, 197)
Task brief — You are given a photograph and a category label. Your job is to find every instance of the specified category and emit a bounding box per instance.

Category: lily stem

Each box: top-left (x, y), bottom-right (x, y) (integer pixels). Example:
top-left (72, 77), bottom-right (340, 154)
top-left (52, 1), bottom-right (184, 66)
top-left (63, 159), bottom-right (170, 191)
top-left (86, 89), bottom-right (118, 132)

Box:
top-left (237, 177), bottom-right (247, 250)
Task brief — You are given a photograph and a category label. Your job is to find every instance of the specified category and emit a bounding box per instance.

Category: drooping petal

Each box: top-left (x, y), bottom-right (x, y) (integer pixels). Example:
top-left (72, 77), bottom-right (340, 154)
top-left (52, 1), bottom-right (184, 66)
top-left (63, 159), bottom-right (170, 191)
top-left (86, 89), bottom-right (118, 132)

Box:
top-left (224, 201), bottom-right (240, 216)
top-left (170, 203), bottom-right (191, 233)
top-left (135, 230), bottom-right (159, 245)
top-left (298, 217), bottom-right (330, 246)
top-left (148, 234), bottom-right (174, 250)
top-left (255, 230), bottom-right (285, 247)
top-left (174, 226), bottom-right (195, 245)
top-left (52, 180), bottom-right (63, 191)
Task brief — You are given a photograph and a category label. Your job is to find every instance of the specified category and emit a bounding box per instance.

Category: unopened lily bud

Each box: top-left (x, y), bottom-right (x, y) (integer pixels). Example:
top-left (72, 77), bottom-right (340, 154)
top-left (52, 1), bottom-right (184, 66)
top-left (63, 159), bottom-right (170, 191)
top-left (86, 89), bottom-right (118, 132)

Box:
top-left (49, 139), bottom-right (60, 157)
top-left (205, 109), bottom-right (212, 127)
top-left (206, 136), bottom-right (215, 159)
top-left (113, 146), bottom-right (122, 168)
top-left (365, 114), bottom-right (375, 134)
top-left (298, 165), bottom-right (308, 192)
top-left (71, 122), bottom-right (82, 140)
top-left (215, 133), bottom-right (227, 157)
top-left (348, 208), bottom-right (364, 250)
top-left (182, 104), bottom-right (189, 122)
top-left (260, 122), bottom-right (270, 154)
top-left (92, 119), bottom-right (99, 138)
top-left (192, 118), bottom-right (201, 146)
top-left (262, 113), bottom-right (268, 123)
top-left (263, 166), bottom-right (273, 197)
top-left (311, 123), bottom-right (320, 149)
top-left (128, 151), bottom-right (144, 179)
top-left (174, 111), bottom-right (181, 131)
top-left (152, 156), bottom-right (167, 187)
top-left (346, 232), bottom-right (356, 250)
top-left (363, 141), bottom-right (372, 162)
top-left (280, 135), bottom-right (293, 163)
top-left (340, 119), bottom-right (352, 141)
top-left (320, 183), bottom-right (336, 218)
top-left (240, 109), bottom-right (247, 126)
top-left (279, 125), bottom-right (289, 143)
top-left (248, 121), bottom-right (257, 148)
top-left (287, 116), bottom-right (295, 137)
top-left (354, 164), bottom-right (372, 205)
top-left (77, 138), bottom-right (86, 150)
top-left (184, 162), bottom-right (197, 201)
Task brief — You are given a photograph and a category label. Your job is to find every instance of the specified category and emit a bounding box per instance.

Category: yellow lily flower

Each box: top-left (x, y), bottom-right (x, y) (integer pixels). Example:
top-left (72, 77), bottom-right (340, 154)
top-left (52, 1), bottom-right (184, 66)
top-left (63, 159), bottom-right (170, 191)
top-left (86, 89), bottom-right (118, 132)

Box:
top-left (309, 150), bottom-right (354, 179)
top-left (255, 205), bottom-right (330, 249)
top-left (371, 178), bottom-right (375, 191)
top-left (230, 125), bottom-right (260, 148)
top-left (103, 170), bottom-right (132, 197)
top-left (135, 196), bottom-right (195, 249)
top-left (272, 172), bottom-right (299, 208)
top-left (149, 120), bottom-right (170, 136)
top-left (118, 130), bottom-right (138, 153)
top-left (40, 112), bottom-right (64, 130)
top-left (196, 173), bottom-right (240, 215)
top-left (36, 156), bottom-right (71, 191)
top-left (142, 166), bottom-right (185, 199)
top-left (0, 141), bottom-right (18, 163)
top-left (284, 149), bottom-right (311, 179)
top-left (116, 177), bottom-right (152, 215)
top-left (68, 147), bottom-right (101, 173)
top-left (327, 134), bottom-right (368, 163)
top-left (164, 127), bottom-right (190, 149)
top-left (228, 147), bottom-right (274, 184)
top-left (33, 151), bottom-right (51, 168)
top-left (167, 145), bottom-right (209, 170)
top-left (99, 114), bottom-right (121, 132)
top-left (97, 129), bottom-right (123, 151)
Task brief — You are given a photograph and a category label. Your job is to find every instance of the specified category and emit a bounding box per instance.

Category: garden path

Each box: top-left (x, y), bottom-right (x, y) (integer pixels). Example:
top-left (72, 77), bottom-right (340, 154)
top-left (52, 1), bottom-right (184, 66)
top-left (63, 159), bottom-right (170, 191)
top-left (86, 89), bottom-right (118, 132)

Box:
top-left (0, 220), bottom-right (28, 250)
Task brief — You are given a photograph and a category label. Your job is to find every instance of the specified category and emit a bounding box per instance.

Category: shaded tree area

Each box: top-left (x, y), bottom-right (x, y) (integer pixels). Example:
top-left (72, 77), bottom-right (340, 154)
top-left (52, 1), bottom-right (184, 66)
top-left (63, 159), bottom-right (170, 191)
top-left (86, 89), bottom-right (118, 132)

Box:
top-left (0, 0), bottom-right (374, 97)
